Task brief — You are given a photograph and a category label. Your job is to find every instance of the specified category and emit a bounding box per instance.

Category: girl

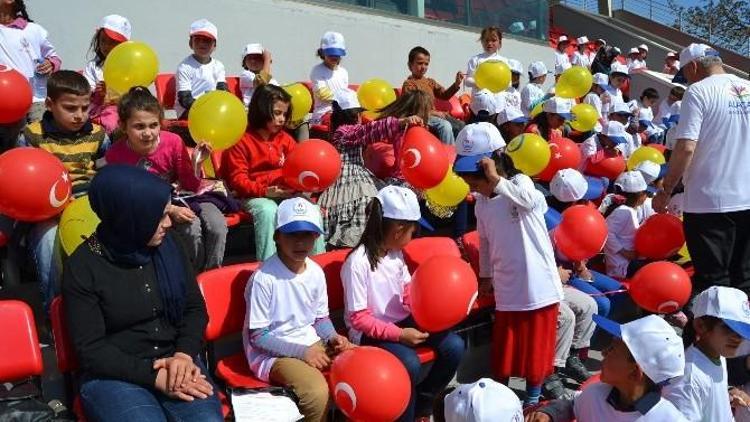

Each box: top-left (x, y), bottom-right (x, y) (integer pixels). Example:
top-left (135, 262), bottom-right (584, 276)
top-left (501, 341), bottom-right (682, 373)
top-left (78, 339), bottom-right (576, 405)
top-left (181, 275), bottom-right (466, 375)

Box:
top-left (239, 43), bottom-right (277, 108)
top-left (664, 286), bottom-right (750, 422)
top-left (456, 148), bottom-right (563, 405)
top-left (603, 171), bottom-right (649, 279)
top-left (341, 186), bottom-right (464, 421)
top-left (496, 107), bottom-right (529, 141)
top-left (465, 26), bottom-right (507, 96)
top-left (572, 36), bottom-right (592, 69)
top-left (84, 15), bottom-right (131, 135)
top-left (223, 85), bottom-right (325, 262)
top-left (580, 120), bottom-right (628, 171)
top-left (309, 31), bottom-right (349, 125)
top-left (520, 61), bottom-right (549, 117)
top-left (602, 63), bottom-right (629, 113)
top-left (105, 87), bottom-right (228, 271)
top-left (526, 97), bottom-right (571, 142)
top-left (318, 88), bottom-right (424, 248)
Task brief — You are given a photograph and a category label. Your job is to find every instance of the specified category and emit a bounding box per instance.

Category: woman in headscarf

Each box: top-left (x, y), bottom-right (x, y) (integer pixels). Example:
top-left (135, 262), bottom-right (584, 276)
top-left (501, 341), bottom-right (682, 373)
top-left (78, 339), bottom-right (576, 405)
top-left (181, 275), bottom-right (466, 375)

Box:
top-left (62, 165), bottom-right (222, 422)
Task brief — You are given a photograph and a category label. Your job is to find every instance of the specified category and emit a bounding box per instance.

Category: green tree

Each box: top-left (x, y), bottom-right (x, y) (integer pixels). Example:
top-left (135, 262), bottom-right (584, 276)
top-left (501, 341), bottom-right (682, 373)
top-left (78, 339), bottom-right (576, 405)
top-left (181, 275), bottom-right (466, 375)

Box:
top-left (667, 0), bottom-right (750, 56)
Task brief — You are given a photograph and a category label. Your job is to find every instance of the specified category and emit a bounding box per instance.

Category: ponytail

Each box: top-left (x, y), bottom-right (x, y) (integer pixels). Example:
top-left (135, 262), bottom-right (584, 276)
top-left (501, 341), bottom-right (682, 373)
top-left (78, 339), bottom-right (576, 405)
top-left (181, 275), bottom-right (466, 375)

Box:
top-left (329, 101), bottom-right (360, 135)
top-left (117, 86), bottom-right (164, 124)
top-left (14, 0), bottom-right (32, 22)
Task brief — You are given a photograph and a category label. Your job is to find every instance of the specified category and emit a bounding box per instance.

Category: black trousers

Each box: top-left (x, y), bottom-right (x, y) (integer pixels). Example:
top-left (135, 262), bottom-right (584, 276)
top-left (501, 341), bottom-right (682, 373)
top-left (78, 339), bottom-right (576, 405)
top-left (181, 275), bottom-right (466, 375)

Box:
top-left (683, 209), bottom-right (750, 295)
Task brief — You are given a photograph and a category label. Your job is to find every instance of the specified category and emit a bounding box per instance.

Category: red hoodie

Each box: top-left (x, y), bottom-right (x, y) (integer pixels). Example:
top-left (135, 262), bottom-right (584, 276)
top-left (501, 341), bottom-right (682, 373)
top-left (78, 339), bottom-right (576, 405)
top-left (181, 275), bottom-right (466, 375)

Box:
top-left (223, 129), bottom-right (297, 199)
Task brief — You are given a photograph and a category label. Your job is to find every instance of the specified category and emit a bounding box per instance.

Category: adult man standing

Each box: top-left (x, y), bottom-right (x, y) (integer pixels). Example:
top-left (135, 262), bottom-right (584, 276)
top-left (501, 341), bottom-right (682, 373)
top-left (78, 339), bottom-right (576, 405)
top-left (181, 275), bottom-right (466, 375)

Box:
top-left (654, 44), bottom-right (750, 295)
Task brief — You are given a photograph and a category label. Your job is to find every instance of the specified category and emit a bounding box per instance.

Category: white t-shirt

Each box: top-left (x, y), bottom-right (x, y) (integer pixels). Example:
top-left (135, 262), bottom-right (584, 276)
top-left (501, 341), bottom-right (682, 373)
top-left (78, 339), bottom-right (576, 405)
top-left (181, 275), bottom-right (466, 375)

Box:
top-left (476, 175), bottom-right (563, 311)
top-left (584, 92), bottom-right (604, 132)
top-left (655, 99), bottom-right (673, 125)
top-left (628, 58), bottom-right (647, 71)
top-left (239, 69), bottom-right (279, 108)
top-left (637, 197), bottom-right (656, 222)
top-left (465, 51), bottom-right (508, 95)
top-left (555, 50), bottom-right (571, 68)
top-left (663, 345), bottom-right (732, 422)
top-left (0, 22), bottom-right (58, 101)
top-left (309, 62), bottom-right (349, 124)
top-left (574, 382), bottom-right (689, 422)
top-left (341, 245), bottom-right (411, 344)
top-left (572, 51), bottom-right (592, 68)
top-left (496, 86), bottom-right (521, 112)
top-left (521, 83), bottom-right (546, 116)
top-left (675, 74), bottom-right (750, 213)
top-left (174, 55), bottom-right (226, 117)
top-left (83, 59), bottom-right (103, 89)
top-left (604, 205), bottom-right (639, 278)
top-left (243, 255), bottom-right (329, 381)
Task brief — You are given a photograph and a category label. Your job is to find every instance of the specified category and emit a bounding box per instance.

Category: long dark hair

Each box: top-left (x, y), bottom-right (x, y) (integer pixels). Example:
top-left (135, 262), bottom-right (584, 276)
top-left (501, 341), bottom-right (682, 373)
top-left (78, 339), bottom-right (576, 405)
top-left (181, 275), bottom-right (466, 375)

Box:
top-left (118, 86), bottom-right (165, 123)
top-left (87, 29), bottom-right (107, 67)
top-left (530, 112), bottom-right (553, 141)
top-left (330, 101), bottom-right (360, 134)
top-left (378, 90), bottom-right (431, 124)
top-left (347, 198), bottom-right (418, 271)
top-left (11, 0), bottom-right (31, 21)
top-left (248, 84), bottom-right (292, 130)
top-left (682, 315), bottom-right (722, 348)
top-left (602, 190), bottom-right (644, 218)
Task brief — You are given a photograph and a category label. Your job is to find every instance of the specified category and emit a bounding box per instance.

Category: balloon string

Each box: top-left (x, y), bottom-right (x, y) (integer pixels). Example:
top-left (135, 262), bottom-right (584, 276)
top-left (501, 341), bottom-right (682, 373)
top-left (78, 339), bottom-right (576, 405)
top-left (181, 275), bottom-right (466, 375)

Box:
top-left (586, 288), bottom-right (629, 297)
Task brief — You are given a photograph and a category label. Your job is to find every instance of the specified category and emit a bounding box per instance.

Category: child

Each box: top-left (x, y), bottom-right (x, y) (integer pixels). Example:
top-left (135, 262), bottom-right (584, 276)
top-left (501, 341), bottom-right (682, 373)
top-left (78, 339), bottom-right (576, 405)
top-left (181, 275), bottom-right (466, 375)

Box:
top-left (580, 120), bottom-right (628, 168)
top-left (527, 315), bottom-right (687, 421)
top-left (627, 47), bottom-right (646, 71)
top-left (496, 107), bottom-right (528, 141)
top-left (572, 36), bottom-right (592, 69)
top-left (244, 197), bottom-right (353, 422)
top-left (603, 171), bottom-right (650, 279)
top-left (553, 62), bottom-right (572, 85)
top-left (224, 85), bottom-right (325, 262)
top-left (654, 85), bottom-right (685, 126)
top-left (239, 43), bottom-right (277, 108)
top-left (0, 0), bottom-right (61, 152)
top-left (527, 97), bottom-right (571, 142)
top-left (84, 14), bottom-right (131, 135)
top-left (602, 63), bottom-right (629, 114)
top-left (469, 89), bottom-right (499, 124)
top-left (402, 46), bottom-right (464, 145)
top-left (309, 31), bottom-right (349, 125)
top-left (436, 378), bottom-right (523, 422)
top-left (105, 87), bottom-right (228, 271)
top-left (455, 134), bottom-right (563, 404)
top-left (318, 88), bottom-right (423, 248)
top-left (664, 286), bottom-right (750, 421)
top-left (584, 73), bottom-right (609, 124)
top-left (465, 26), bottom-right (507, 96)
top-left (18, 70), bottom-right (109, 309)
top-left (497, 58), bottom-right (523, 111)
top-left (175, 19), bottom-right (227, 119)
top-left (521, 61), bottom-right (549, 117)
top-left (638, 44), bottom-right (649, 63)
top-left (663, 52), bottom-right (680, 75)
top-left (554, 35), bottom-right (572, 68)
top-left (341, 186), bottom-right (464, 421)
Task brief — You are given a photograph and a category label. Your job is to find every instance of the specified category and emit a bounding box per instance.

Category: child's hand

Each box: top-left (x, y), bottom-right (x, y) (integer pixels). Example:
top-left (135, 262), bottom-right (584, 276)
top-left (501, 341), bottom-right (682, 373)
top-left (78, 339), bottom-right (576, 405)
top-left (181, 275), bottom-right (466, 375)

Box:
top-left (399, 115), bottom-right (423, 128)
top-left (315, 86), bottom-right (334, 102)
top-left (578, 266), bottom-right (593, 281)
top-left (262, 48), bottom-right (272, 64)
top-left (478, 157), bottom-right (501, 186)
top-left (454, 71), bottom-right (465, 86)
top-left (168, 204), bottom-right (196, 223)
top-left (304, 343), bottom-right (331, 370)
top-left (266, 186), bottom-right (294, 198)
top-left (525, 412), bottom-right (552, 422)
top-left (35, 58), bottom-right (54, 75)
top-left (328, 334), bottom-right (355, 354)
top-left (94, 81), bottom-right (106, 97)
top-left (558, 267), bottom-right (572, 284)
top-left (479, 277), bottom-right (493, 295)
top-left (399, 328), bottom-right (429, 346)
top-left (730, 387), bottom-right (750, 408)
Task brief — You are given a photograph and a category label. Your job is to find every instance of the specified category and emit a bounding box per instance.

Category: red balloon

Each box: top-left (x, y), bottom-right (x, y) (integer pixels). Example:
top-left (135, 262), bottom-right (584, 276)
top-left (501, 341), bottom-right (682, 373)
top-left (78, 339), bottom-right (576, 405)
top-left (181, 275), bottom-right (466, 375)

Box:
top-left (410, 255), bottom-right (478, 332)
top-left (537, 137), bottom-right (583, 182)
top-left (0, 66), bottom-right (32, 124)
top-left (630, 261), bottom-right (692, 314)
top-left (635, 214), bottom-right (685, 259)
top-left (0, 148), bottom-right (71, 222)
top-left (400, 126), bottom-right (450, 189)
top-left (553, 205), bottom-right (608, 261)
top-left (585, 154), bottom-right (626, 181)
top-left (363, 142), bottom-right (395, 180)
top-left (282, 139), bottom-right (342, 192)
top-left (331, 347), bottom-right (411, 422)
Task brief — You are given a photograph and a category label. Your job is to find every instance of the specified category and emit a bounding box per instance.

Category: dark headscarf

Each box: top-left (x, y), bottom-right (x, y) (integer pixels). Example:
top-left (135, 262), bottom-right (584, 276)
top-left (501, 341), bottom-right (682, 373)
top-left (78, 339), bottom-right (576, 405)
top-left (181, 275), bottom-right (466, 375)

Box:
top-left (89, 165), bottom-right (187, 325)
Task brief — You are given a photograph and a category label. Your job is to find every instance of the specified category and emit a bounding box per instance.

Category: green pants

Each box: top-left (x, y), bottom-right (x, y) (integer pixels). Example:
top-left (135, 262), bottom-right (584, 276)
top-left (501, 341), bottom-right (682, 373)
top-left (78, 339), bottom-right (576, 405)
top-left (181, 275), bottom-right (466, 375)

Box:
top-left (244, 198), bottom-right (326, 261)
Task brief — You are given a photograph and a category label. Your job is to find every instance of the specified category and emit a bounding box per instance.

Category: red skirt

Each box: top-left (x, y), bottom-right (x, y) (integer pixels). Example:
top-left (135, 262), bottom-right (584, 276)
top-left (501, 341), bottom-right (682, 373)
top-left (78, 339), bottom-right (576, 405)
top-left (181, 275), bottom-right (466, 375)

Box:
top-left (492, 303), bottom-right (558, 386)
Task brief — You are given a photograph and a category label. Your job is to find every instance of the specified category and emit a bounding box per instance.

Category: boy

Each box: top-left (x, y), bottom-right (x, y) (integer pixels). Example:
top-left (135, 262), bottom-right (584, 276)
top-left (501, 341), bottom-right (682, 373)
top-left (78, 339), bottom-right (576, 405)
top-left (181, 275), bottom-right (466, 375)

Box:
top-left (627, 47), bottom-right (646, 71)
top-left (663, 52), bottom-right (680, 75)
top-left (555, 35), bottom-right (571, 68)
top-left (526, 315), bottom-right (688, 421)
top-left (496, 58), bottom-right (523, 111)
top-left (521, 61), bottom-right (549, 117)
top-left (402, 46), bottom-right (464, 145)
top-left (18, 69), bottom-right (109, 310)
top-left (654, 85), bottom-right (685, 127)
top-left (243, 197), bottom-right (353, 422)
top-left (175, 19), bottom-right (227, 119)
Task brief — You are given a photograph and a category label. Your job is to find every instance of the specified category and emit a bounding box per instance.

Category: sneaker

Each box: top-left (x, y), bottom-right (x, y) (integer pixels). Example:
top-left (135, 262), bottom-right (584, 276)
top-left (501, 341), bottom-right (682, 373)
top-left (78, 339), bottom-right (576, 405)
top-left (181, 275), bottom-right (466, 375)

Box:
top-left (542, 373), bottom-right (572, 400)
top-left (563, 355), bottom-right (592, 383)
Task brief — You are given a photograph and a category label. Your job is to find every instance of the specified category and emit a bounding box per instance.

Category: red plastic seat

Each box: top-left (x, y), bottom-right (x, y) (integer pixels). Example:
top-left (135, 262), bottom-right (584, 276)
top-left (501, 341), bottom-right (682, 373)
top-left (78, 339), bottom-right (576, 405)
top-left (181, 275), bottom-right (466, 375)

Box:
top-left (0, 300), bottom-right (43, 382)
top-left (311, 248), bottom-right (351, 311)
top-left (50, 297), bottom-right (78, 374)
top-left (402, 236), bottom-right (461, 273)
top-left (225, 76), bottom-right (241, 98)
top-left (197, 263), bottom-right (262, 342)
top-left (459, 231), bottom-right (495, 311)
top-left (154, 73), bottom-right (177, 109)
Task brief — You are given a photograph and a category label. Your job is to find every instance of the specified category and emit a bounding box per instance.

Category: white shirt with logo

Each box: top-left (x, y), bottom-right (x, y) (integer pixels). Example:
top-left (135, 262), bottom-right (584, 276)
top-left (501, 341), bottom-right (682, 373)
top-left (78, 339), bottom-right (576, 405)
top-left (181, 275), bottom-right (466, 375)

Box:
top-left (309, 62), bottom-right (349, 124)
top-left (574, 382), bottom-right (688, 421)
top-left (521, 83), bottom-right (546, 117)
top-left (174, 55), bottom-right (226, 117)
top-left (604, 205), bottom-right (639, 278)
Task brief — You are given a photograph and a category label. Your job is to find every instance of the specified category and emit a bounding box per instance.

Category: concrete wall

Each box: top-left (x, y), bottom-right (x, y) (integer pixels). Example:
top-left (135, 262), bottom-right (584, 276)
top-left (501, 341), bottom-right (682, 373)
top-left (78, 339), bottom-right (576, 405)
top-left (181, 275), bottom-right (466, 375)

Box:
top-left (28, 0), bottom-right (555, 90)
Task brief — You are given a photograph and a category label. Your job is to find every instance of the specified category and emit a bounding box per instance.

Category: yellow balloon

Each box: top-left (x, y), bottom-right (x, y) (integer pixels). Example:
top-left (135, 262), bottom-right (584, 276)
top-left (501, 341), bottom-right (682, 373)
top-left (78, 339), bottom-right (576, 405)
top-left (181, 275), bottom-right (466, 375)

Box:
top-left (474, 60), bottom-right (511, 93)
top-left (570, 103), bottom-right (599, 132)
top-left (506, 133), bottom-right (551, 176)
top-left (556, 66), bottom-right (593, 99)
top-left (59, 196), bottom-right (99, 256)
top-left (103, 41), bottom-right (159, 95)
top-left (362, 110), bottom-right (380, 121)
top-left (626, 146), bottom-right (666, 170)
top-left (188, 91), bottom-right (248, 150)
top-left (283, 83), bottom-right (312, 123)
top-left (530, 101), bottom-right (545, 118)
top-left (425, 171), bottom-right (470, 207)
top-left (357, 79), bottom-right (397, 111)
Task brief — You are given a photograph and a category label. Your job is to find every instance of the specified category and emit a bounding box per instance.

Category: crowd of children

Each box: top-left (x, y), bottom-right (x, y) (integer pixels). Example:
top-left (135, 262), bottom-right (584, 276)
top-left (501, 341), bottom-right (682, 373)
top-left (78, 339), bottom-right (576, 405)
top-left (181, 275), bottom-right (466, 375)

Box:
top-left (2, 2), bottom-right (749, 421)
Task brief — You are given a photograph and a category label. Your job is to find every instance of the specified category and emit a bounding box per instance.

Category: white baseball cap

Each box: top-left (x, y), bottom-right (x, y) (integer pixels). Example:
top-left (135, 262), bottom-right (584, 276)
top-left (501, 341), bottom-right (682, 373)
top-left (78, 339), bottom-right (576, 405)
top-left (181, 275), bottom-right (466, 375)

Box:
top-left (609, 101), bottom-right (632, 116)
top-left (693, 286), bottom-right (750, 340)
top-left (470, 89), bottom-right (498, 115)
top-left (610, 62), bottom-right (630, 76)
top-left (594, 314), bottom-right (685, 385)
top-left (320, 31), bottom-right (346, 57)
top-left (496, 107), bottom-right (528, 126)
top-left (242, 43), bottom-right (264, 58)
top-left (635, 160), bottom-right (661, 184)
top-left (543, 97), bottom-right (572, 120)
top-left (333, 88), bottom-right (362, 111)
top-left (628, 47), bottom-right (640, 55)
top-left (444, 378), bottom-right (523, 422)
top-left (615, 171), bottom-right (648, 193)
top-left (638, 107), bottom-right (654, 126)
top-left (593, 72), bottom-right (609, 88)
top-left (98, 15), bottom-right (131, 43)
top-left (666, 52), bottom-right (678, 59)
top-left (528, 61), bottom-right (549, 79)
top-left (550, 168), bottom-right (588, 202)
top-left (558, 35), bottom-right (570, 44)
top-left (679, 43), bottom-right (720, 69)
top-left (375, 186), bottom-right (433, 230)
top-left (507, 59), bottom-right (523, 75)
top-left (601, 120), bottom-right (628, 145)
top-left (190, 19), bottom-right (218, 40)
top-left (638, 44), bottom-right (649, 52)
top-left (576, 36), bottom-right (589, 44)
top-left (554, 61), bottom-right (572, 76)
top-left (454, 122), bottom-right (506, 173)
top-left (276, 197), bottom-right (323, 234)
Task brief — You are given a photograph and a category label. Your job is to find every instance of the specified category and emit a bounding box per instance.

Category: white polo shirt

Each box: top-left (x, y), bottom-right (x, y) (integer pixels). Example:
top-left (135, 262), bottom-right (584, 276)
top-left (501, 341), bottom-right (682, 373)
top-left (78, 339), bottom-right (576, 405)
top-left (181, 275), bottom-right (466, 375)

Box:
top-left (604, 205), bottom-right (639, 278)
top-left (341, 245), bottom-right (411, 344)
top-left (476, 174), bottom-right (563, 311)
top-left (243, 255), bottom-right (329, 381)
top-left (675, 73), bottom-right (750, 213)
top-left (574, 382), bottom-right (688, 421)
top-left (174, 55), bottom-right (226, 117)
top-left (309, 62), bottom-right (349, 124)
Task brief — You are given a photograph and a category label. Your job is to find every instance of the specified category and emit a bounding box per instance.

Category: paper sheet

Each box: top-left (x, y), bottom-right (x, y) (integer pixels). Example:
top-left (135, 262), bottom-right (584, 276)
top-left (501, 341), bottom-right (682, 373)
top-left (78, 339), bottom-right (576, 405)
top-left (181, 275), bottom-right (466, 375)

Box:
top-left (231, 391), bottom-right (303, 422)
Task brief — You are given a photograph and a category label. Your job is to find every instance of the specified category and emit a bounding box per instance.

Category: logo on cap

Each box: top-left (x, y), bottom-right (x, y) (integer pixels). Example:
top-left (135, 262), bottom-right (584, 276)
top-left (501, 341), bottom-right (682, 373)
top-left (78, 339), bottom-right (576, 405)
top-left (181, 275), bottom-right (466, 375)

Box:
top-left (461, 137), bottom-right (474, 154)
top-left (293, 200), bottom-right (307, 215)
top-left (743, 300), bottom-right (750, 317)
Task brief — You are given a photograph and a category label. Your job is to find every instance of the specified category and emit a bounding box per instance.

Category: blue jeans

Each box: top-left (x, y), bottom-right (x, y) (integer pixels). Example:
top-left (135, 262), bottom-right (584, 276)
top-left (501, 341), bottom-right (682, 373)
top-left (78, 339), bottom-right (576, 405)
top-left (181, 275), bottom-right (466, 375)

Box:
top-left (27, 218), bottom-right (61, 312)
top-left (80, 359), bottom-right (222, 422)
top-left (427, 116), bottom-right (456, 145)
top-left (361, 317), bottom-right (465, 421)
top-left (568, 270), bottom-right (624, 316)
